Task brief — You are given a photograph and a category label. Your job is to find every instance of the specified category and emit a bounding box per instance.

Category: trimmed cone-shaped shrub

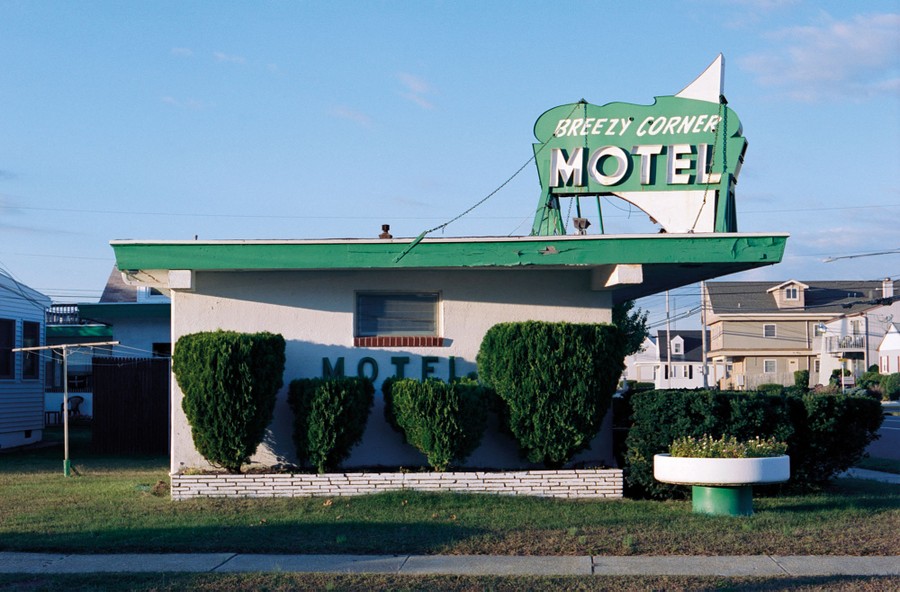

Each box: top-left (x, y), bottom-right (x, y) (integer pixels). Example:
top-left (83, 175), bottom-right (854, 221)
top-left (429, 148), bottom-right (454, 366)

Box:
top-left (173, 331), bottom-right (285, 473)
top-left (477, 321), bottom-right (626, 468)
top-left (389, 377), bottom-right (489, 471)
top-left (288, 377), bottom-right (374, 473)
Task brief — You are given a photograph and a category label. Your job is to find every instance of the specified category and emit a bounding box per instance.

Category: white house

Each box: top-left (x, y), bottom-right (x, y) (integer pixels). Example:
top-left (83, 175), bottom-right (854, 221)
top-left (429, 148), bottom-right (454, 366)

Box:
top-left (877, 323), bottom-right (900, 374)
top-left (0, 273), bottom-right (51, 449)
top-left (623, 330), bottom-right (724, 390)
top-left (622, 335), bottom-right (657, 385)
top-left (817, 279), bottom-right (900, 384)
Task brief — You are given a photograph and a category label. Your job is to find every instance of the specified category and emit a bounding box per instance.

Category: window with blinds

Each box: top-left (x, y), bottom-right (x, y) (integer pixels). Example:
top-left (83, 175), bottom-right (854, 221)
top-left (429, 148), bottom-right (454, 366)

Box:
top-left (356, 293), bottom-right (439, 337)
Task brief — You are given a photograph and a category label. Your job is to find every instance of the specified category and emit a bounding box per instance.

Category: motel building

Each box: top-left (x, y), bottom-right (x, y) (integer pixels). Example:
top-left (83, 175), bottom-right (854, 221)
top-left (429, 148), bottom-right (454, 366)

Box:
top-left (111, 56), bottom-right (788, 477)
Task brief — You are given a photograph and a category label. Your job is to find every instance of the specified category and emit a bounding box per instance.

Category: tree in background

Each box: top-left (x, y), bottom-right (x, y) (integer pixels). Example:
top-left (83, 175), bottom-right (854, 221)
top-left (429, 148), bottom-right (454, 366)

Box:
top-left (613, 300), bottom-right (649, 357)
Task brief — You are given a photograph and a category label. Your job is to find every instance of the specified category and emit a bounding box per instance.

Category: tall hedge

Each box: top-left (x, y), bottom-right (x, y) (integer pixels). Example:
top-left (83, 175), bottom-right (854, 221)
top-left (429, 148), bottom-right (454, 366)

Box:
top-left (624, 389), bottom-right (883, 498)
top-left (388, 378), bottom-right (489, 471)
top-left (173, 330), bottom-right (285, 473)
top-left (288, 377), bottom-right (373, 473)
top-left (477, 321), bottom-right (626, 468)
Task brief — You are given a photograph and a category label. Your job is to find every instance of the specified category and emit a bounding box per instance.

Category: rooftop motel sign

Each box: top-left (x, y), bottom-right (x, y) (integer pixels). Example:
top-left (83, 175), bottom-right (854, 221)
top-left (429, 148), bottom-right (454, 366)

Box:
top-left (530, 55), bottom-right (746, 235)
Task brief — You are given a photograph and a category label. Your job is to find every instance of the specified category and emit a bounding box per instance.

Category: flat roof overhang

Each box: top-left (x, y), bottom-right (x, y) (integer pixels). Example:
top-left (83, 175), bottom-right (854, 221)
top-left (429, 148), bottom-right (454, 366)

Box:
top-left (111, 233), bottom-right (788, 305)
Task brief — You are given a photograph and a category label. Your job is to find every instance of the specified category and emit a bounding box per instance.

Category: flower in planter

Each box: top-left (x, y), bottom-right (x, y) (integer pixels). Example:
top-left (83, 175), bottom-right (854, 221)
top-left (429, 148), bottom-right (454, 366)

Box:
top-left (668, 434), bottom-right (787, 459)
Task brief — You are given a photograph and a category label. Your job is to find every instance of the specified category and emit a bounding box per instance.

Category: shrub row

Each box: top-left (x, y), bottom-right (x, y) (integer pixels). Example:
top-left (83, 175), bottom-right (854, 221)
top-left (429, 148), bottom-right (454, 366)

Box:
top-left (174, 321), bottom-right (628, 474)
top-left (625, 389), bottom-right (884, 498)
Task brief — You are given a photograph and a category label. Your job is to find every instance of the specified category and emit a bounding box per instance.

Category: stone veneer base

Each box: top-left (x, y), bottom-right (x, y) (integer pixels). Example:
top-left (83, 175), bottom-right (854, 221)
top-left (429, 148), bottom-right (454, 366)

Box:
top-left (170, 469), bottom-right (623, 500)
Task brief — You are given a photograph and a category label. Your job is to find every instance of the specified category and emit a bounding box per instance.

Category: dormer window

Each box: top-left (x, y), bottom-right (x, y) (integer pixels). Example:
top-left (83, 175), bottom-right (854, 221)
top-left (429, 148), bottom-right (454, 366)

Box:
top-left (670, 335), bottom-right (684, 356)
top-left (767, 280), bottom-right (808, 309)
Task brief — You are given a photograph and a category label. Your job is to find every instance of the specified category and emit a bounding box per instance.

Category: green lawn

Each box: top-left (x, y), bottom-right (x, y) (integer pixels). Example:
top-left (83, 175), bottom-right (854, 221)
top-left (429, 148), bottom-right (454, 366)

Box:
top-left (1, 573), bottom-right (899, 592)
top-left (2, 427), bottom-right (898, 557)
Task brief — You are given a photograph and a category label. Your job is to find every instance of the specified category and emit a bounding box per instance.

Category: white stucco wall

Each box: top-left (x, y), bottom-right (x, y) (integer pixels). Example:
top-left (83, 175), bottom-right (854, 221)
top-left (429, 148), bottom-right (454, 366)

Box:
top-left (168, 268), bottom-right (617, 473)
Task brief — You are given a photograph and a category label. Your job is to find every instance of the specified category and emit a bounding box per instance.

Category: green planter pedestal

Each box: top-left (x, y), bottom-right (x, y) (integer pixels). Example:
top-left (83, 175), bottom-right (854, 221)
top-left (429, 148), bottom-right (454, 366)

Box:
top-left (654, 454), bottom-right (790, 517)
top-left (691, 485), bottom-right (753, 516)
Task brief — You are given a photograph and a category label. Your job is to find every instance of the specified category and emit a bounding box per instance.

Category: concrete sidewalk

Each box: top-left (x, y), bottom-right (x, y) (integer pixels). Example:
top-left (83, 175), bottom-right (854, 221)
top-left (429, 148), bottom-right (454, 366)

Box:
top-left (839, 468), bottom-right (900, 484)
top-left (1, 552), bottom-right (898, 577)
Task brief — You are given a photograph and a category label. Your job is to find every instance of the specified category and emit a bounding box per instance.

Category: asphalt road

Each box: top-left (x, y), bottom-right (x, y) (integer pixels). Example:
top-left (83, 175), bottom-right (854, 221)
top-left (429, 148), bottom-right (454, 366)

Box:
top-left (866, 413), bottom-right (900, 460)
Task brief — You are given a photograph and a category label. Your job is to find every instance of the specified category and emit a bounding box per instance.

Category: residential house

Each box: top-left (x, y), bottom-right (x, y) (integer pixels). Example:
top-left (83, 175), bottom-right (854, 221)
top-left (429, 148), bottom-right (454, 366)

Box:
top-left (78, 267), bottom-right (171, 358)
top-left (0, 273), bottom-right (51, 449)
top-left (817, 279), bottom-right (900, 383)
top-left (43, 268), bottom-right (171, 420)
top-left (877, 324), bottom-right (900, 374)
top-left (621, 335), bottom-right (657, 385)
top-left (704, 279), bottom-right (899, 390)
top-left (624, 330), bottom-right (724, 390)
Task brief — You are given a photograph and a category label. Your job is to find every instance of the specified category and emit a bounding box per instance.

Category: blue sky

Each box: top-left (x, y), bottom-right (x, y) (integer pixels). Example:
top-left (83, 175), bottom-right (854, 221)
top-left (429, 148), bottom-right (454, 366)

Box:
top-left (1, 1), bottom-right (898, 331)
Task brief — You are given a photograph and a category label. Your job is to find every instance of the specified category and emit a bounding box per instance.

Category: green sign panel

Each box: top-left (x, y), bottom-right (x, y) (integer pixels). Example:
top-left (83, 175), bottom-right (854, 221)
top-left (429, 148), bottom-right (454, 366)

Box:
top-left (533, 96), bottom-right (744, 194)
top-left (530, 56), bottom-right (746, 236)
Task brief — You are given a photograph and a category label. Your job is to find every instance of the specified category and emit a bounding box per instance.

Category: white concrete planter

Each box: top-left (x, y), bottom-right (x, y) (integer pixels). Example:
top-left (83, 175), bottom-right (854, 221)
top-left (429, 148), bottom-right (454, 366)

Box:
top-left (653, 454), bottom-right (790, 486)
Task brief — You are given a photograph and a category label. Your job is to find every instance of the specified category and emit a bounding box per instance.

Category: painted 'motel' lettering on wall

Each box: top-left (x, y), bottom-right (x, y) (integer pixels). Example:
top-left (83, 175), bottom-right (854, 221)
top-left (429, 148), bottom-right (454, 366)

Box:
top-left (322, 356), bottom-right (457, 383)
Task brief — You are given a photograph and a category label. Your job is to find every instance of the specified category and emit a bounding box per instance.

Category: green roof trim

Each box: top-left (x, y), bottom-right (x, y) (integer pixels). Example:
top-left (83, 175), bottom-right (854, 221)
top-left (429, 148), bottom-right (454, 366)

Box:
top-left (78, 302), bottom-right (171, 321)
top-left (47, 325), bottom-right (114, 340)
top-left (111, 234), bottom-right (787, 272)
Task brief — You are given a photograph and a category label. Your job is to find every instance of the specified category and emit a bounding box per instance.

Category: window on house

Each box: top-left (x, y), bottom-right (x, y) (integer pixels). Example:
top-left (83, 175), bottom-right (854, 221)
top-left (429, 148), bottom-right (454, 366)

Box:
top-left (764, 324), bottom-right (776, 338)
top-left (22, 321), bottom-right (39, 379)
top-left (850, 319), bottom-right (862, 336)
top-left (881, 357), bottom-right (888, 373)
top-left (814, 323), bottom-right (825, 337)
top-left (785, 287), bottom-right (798, 300)
top-left (814, 359), bottom-right (821, 373)
top-left (763, 359), bottom-right (777, 373)
top-left (0, 318), bottom-right (14, 379)
top-left (355, 293), bottom-right (441, 346)
top-left (672, 341), bottom-right (683, 355)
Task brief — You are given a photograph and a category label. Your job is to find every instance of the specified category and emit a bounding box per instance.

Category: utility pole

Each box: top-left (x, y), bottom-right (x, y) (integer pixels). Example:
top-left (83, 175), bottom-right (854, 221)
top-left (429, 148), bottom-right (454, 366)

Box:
top-left (14, 341), bottom-right (118, 477)
top-left (665, 290), bottom-right (671, 388)
top-left (701, 281), bottom-right (709, 389)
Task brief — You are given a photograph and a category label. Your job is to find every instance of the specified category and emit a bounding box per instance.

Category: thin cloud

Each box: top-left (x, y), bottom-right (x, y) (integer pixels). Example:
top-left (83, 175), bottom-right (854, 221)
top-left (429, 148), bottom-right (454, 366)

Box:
top-left (0, 170), bottom-right (15, 181)
top-left (161, 96), bottom-right (206, 110)
top-left (728, 0), bottom-right (799, 11)
top-left (397, 72), bottom-right (436, 110)
top-left (213, 51), bottom-right (247, 65)
top-left (170, 47), bottom-right (194, 57)
top-left (740, 12), bottom-right (900, 102)
top-left (329, 105), bottom-right (374, 128)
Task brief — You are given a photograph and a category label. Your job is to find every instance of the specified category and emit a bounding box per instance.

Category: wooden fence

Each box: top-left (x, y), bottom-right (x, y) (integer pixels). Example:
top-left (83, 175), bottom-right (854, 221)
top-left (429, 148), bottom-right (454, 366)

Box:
top-left (91, 357), bottom-right (169, 455)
